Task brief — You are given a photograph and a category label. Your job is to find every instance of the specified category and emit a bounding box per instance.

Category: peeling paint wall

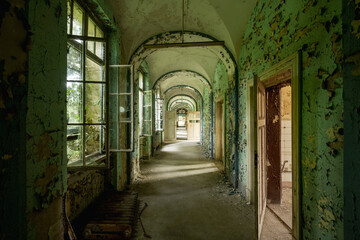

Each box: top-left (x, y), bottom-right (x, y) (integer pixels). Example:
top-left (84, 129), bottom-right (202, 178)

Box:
top-left (0, 0), bottom-right (124, 238)
top-left (202, 86), bottom-right (212, 155)
top-left (213, 61), bottom-right (232, 175)
top-left (238, 0), bottom-right (344, 238)
top-left (343, 0), bottom-right (360, 239)
top-left (132, 61), bottom-right (151, 180)
top-left (0, 0), bottom-right (29, 238)
top-left (26, 0), bottom-right (67, 238)
top-left (66, 170), bottom-right (105, 221)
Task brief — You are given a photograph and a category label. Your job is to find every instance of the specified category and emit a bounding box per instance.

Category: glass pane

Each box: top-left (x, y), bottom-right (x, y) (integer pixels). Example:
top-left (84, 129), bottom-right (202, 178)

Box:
top-left (72, 2), bottom-right (83, 36)
top-left (119, 122), bottom-right (131, 150)
top-left (95, 42), bottom-right (105, 59)
top-left (85, 125), bottom-right (106, 166)
top-left (67, 82), bottom-right (83, 123)
top-left (138, 72), bottom-right (143, 90)
top-left (96, 26), bottom-right (104, 38)
top-left (67, 42), bottom-right (83, 80)
top-left (67, 125), bottom-right (83, 166)
top-left (85, 83), bottom-right (105, 123)
top-left (85, 54), bottom-right (105, 82)
top-left (67, 0), bottom-right (71, 34)
top-left (116, 67), bottom-right (132, 94)
top-left (120, 95), bottom-right (132, 122)
top-left (88, 19), bottom-right (95, 37)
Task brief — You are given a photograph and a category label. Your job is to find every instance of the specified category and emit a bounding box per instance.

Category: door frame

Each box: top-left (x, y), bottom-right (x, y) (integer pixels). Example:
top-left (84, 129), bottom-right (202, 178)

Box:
top-left (251, 52), bottom-right (301, 239)
top-left (215, 95), bottom-right (225, 163)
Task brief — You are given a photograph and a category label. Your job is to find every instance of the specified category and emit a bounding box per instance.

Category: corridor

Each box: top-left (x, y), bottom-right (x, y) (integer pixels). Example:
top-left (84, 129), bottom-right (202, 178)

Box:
top-left (2, 0), bottom-right (359, 239)
top-left (132, 141), bottom-right (255, 240)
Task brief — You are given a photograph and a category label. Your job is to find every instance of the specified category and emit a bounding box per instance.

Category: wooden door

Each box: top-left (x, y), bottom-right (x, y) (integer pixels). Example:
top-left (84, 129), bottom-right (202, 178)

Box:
top-left (257, 78), bottom-right (267, 238)
top-left (165, 111), bottom-right (176, 141)
top-left (187, 111), bottom-right (200, 140)
top-left (215, 102), bottom-right (223, 161)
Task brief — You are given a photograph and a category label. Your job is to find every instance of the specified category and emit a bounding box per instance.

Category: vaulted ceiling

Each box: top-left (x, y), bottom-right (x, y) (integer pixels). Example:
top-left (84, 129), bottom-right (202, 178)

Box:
top-left (109, 0), bottom-right (256, 106)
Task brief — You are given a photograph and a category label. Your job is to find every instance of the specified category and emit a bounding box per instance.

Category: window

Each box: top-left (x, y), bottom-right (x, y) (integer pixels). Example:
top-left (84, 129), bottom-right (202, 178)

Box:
top-left (138, 72), bottom-right (152, 136)
top-left (155, 89), bottom-right (164, 131)
top-left (66, 0), bottom-right (108, 168)
top-left (138, 72), bottom-right (144, 135)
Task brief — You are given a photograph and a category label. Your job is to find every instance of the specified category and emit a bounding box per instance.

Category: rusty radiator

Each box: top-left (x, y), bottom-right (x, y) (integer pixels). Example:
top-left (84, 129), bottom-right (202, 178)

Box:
top-left (83, 192), bottom-right (139, 239)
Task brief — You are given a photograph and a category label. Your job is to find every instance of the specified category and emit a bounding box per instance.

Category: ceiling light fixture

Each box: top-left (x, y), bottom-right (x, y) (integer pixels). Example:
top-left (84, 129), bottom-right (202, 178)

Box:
top-left (143, 0), bottom-right (225, 49)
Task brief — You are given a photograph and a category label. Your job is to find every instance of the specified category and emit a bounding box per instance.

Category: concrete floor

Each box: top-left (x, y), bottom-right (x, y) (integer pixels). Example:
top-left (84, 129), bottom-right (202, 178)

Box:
top-left (131, 141), bottom-right (256, 240)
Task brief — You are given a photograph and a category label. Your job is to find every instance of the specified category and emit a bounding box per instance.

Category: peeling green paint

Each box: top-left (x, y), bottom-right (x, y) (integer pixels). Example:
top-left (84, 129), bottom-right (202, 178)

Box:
top-left (238, 0), bottom-right (344, 238)
top-left (343, 0), bottom-right (360, 239)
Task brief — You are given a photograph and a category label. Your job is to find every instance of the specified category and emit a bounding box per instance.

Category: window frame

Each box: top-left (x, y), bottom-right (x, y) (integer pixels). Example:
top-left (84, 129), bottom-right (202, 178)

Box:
top-left (155, 89), bottom-right (164, 132)
top-left (66, 0), bottom-right (110, 170)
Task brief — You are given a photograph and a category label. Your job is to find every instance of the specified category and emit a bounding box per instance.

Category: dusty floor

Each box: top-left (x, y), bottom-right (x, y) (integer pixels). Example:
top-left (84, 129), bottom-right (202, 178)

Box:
top-left (261, 208), bottom-right (292, 240)
top-left (268, 187), bottom-right (292, 228)
top-left (131, 141), bottom-right (256, 240)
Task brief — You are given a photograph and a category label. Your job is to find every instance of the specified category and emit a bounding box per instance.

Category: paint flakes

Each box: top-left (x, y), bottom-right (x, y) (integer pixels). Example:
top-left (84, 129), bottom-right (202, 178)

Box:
top-left (351, 19), bottom-right (360, 39)
top-left (35, 163), bottom-right (58, 197)
top-left (34, 133), bottom-right (53, 162)
top-left (345, 51), bottom-right (360, 76)
top-left (1, 154), bottom-right (12, 160)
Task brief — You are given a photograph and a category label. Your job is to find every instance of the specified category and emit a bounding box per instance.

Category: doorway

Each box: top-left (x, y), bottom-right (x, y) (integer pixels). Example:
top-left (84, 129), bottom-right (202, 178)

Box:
top-left (187, 111), bottom-right (201, 140)
top-left (251, 53), bottom-right (300, 239)
top-left (215, 100), bottom-right (225, 163)
top-left (176, 109), bottom-right (188, 140)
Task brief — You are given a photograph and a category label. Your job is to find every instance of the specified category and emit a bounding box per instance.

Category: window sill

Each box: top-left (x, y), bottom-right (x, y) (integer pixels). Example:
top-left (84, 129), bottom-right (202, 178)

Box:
top-left (67, 152), bottom-right (106, 169)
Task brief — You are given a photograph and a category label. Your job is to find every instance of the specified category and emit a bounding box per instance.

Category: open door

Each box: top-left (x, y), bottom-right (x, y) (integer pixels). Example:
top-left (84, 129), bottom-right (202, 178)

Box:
top-left (164, 110), bottom-right (176, 141)
top-left (187, 111), bottom-right (200, 140)
top-left (215, 101), bottom-right (224, 162)
top-left (257, 77), bottom-right (266, 238)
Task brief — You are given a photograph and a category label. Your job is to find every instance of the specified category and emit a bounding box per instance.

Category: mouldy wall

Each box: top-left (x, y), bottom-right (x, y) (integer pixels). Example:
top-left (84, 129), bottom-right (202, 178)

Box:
top-left (66, 170), bottom-right (105, 221)
top-left (213, 60), bottom-right (231, 173)
top-left (109, 25), bottom-right (126, 191)
top-left (0, 0), bottom-right (29, 238)
top-left (238, 0), bottom-right (344, 238)
top-left (343, 0), bottom-right (360, 239)
top-left (26, 0), bottom-right (67, 239)
top-left (202, 86), bottom-right (212, 156)
top-left (132, 61), bottom-right (151, 180)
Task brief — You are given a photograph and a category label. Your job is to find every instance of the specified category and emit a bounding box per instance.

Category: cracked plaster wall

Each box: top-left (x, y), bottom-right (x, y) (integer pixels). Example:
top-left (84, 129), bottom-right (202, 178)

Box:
top-left (343, 0), bottom-right (360, 239)
top-left (238, 0), bottom-right (344, 238)
top-left (132, 61), bottom-right (152, 181)
top-left (26, 0), bottom-right (67, 239)
top-left (0, 0), bottom-right (123, 238)
top-left (0, 0), bottom-right (30, 238)
top-left (212, 61), bottom-right (232, 177)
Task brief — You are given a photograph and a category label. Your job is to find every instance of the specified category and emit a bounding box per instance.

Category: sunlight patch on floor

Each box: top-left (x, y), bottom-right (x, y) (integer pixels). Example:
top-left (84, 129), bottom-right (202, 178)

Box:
top-left (143, 166), bottom-right (219, 182)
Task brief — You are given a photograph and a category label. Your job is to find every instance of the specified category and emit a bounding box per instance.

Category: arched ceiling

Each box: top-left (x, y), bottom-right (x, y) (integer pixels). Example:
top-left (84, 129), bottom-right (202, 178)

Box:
top-left (170, 102), bottom-right (194, 111)
top-left (154, 71), bottom-right (210, 96)
top-left (168, 95), bottom-right (197, 111)
top-left (109, 0), bottom-right (257, 61)
top-left (108, 0), bottom-right (256, 110)
top-left (146, 48), bottom-right (217, 85)
top-left (165, 86), bottom-right (202, 106)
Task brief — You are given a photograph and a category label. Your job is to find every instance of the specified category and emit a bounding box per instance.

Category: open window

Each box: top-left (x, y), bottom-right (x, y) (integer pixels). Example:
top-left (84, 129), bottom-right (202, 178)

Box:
top-left (143, 90), bottom-right (152, 136)
top-left (66, 0), bottom-right (109, 169)
top-left (155, 89), bottom-right (164, 131)
top-left (109, 65), bottom-right (134, 152)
